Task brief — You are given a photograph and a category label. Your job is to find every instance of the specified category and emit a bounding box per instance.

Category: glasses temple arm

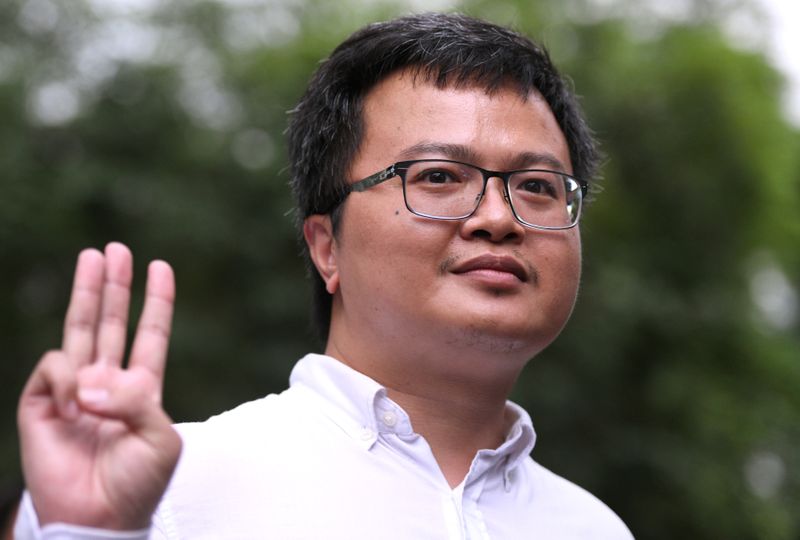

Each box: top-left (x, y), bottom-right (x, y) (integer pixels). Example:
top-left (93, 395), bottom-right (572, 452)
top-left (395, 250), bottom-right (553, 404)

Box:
top-left (349, 165), bottom-right (397, 193)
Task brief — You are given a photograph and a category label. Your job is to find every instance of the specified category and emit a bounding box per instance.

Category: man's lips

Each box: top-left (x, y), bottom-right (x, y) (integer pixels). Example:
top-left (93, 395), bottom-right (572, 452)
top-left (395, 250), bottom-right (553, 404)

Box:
top-left (449, 254), bottom-right (530, 283)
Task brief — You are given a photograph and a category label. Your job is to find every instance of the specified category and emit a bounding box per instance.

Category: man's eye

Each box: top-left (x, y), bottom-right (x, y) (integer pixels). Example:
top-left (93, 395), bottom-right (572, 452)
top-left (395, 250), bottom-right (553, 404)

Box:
top-left (418, 170), bottom-right (458, 184)
top-left (520, 179), bottom-right (557, 198)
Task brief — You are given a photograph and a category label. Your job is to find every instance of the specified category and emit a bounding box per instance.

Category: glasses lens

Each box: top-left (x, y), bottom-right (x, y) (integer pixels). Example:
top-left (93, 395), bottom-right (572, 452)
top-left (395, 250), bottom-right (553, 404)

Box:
top-left (508, 171), bottom-right (582, 228)
top-left (403, 161), bottom-right (484, 219)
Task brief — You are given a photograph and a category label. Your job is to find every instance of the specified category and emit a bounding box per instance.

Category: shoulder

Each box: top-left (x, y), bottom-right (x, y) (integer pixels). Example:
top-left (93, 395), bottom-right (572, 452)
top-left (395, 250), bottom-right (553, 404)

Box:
top-left (174, 383), bottom-right (320, 438)
top-left (166, 388), bottom-right (316, 479)
top-left (175, 392), bottom-right (285, 439)
top-left (516, 458), bottom-right (634, 539)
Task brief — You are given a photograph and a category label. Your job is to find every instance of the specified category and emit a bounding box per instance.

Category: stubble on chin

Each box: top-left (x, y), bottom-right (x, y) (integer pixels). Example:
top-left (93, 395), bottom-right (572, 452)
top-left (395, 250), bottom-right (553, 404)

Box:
top-left (442, 324), bottom-right (533, 354)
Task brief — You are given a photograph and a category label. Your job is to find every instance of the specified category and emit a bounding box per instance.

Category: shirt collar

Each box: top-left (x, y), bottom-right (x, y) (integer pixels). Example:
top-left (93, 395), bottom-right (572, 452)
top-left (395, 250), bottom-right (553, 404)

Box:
top-left (289, 353), bottom-right (536, 471)
top-left (289, 353), bottom-right (386, 448)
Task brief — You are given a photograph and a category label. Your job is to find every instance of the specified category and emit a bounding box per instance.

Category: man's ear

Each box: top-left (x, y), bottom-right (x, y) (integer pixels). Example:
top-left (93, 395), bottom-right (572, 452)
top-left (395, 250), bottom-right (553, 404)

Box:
top-left (303, 214), bottom-right (340, 295)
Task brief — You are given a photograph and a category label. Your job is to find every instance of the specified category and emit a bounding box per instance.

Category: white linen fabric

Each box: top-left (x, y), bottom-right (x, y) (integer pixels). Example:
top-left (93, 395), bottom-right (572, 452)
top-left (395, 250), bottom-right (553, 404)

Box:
top-left (16, 353), bottom-right (633, 539)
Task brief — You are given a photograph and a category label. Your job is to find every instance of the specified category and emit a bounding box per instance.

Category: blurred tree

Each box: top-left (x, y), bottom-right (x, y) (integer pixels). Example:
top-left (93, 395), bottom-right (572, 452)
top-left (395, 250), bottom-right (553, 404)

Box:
top-left (1, 0), bottom-right (798, 538)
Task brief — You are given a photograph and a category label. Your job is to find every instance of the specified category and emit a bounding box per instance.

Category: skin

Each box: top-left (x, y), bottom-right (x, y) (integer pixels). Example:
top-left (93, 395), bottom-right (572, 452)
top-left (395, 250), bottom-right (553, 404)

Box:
top-left (304, 70), bottom-right (582, 486)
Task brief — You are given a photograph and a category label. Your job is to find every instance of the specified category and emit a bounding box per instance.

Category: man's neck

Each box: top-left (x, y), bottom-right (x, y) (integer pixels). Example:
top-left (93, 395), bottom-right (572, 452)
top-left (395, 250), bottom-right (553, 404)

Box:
top-left (385, 384), bottom-right (515, 488)
top-left (325, 336), bottom-right (527, 488)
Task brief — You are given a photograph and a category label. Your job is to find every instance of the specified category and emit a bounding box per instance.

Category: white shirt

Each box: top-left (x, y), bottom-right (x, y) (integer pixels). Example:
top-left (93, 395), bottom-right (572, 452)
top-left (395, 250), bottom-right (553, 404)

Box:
top-left (16, 353), bottom-right (633, 539)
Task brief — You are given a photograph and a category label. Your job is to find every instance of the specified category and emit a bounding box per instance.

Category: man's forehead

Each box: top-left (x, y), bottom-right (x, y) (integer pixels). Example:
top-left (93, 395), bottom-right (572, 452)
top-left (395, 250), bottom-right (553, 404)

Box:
top-left (358, 72), bottom-right (570, 173)
top-left (361, 69), bottom-right (553, 133)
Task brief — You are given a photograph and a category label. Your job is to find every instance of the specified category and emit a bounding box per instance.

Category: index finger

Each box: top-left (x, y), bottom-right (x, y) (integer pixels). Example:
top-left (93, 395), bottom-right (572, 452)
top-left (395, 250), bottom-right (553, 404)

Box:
top-left (128, 260), bottom-right (175, 388)
top-left (62, 249), bottom-right (105, 367)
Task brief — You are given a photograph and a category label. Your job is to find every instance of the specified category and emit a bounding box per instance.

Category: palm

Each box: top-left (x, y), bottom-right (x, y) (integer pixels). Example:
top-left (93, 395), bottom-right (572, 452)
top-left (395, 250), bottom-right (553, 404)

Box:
top-left (18, 243), bottom-right (181, 529)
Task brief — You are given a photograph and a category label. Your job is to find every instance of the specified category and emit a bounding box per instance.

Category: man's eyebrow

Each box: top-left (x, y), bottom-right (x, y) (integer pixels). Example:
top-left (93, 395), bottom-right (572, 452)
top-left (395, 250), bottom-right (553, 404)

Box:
top-left (397, 142), bottom-right (569, 173)
top-left (508, 152), bottom-right (569, 173)
top-left (397, 142), bottom-right (479, 163)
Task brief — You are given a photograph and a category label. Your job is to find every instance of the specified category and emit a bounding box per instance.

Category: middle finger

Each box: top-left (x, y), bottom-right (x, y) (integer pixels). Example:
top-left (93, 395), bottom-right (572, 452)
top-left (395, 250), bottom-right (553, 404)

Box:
top-left (95, 242), bottom-right (134, 367)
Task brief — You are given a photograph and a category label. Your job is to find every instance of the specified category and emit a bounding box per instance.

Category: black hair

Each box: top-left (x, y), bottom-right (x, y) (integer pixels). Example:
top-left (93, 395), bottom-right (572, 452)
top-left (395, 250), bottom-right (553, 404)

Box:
top-left (287, 12), bottom-right (600, 343)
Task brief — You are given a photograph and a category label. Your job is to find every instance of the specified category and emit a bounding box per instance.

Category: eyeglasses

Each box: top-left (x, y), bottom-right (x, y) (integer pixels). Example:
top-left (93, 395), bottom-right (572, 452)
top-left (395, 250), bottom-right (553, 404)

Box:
top-left (342, 159), bottom-right (588, 230)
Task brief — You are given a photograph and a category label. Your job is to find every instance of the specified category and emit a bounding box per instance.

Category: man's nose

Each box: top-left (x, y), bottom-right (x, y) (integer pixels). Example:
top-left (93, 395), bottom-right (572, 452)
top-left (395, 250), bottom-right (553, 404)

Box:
top-left (460, 177), bottom-right (525, 242)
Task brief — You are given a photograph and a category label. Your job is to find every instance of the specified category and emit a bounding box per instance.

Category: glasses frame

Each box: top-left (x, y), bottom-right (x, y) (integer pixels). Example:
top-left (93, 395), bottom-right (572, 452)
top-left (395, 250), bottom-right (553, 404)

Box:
top-left (343, 159), bottom-right (589, 230)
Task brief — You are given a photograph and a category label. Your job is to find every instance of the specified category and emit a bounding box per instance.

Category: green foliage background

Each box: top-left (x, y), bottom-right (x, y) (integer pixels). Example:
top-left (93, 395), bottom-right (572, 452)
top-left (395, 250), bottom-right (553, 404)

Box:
top-left (2, 0), bottom-right (798, 537)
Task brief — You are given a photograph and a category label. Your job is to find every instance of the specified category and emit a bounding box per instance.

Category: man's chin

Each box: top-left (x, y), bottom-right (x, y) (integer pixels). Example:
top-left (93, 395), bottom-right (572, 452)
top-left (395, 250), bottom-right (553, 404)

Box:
top-left (440, 322), bottom-right (553, 359)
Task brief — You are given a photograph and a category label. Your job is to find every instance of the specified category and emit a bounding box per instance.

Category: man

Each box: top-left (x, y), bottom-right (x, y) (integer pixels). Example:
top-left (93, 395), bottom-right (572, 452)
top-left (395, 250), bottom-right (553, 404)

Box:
top-left (16, 12), bottom-right (633, 539)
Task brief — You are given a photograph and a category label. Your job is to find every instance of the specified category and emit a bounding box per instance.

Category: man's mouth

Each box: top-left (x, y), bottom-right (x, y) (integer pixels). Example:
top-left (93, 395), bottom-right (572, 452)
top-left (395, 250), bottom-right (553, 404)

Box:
top-left (449, 254), bottom-right (530, 283)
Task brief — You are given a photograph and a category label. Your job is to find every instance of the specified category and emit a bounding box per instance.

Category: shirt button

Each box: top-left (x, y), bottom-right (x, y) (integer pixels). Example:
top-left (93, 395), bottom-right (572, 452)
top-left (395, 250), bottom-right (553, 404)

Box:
top-left (359, 427), bottom-right (375, 440)
top-left (381, 411), bottom-right (397, 427)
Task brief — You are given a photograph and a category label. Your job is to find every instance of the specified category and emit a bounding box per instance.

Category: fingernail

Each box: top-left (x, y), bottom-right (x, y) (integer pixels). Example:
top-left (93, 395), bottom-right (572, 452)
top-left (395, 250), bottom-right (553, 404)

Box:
top-left (78, 388), bottom-right (109, 404)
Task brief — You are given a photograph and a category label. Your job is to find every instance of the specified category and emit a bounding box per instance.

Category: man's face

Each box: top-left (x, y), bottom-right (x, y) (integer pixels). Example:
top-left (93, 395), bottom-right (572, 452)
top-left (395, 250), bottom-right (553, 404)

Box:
top-left (313, 70), bottom-right (582, 371)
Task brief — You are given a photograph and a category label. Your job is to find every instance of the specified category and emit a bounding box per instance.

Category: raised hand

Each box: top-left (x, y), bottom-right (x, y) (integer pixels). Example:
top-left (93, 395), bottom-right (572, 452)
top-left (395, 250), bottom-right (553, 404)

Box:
top-left (17, 243), bottom-right (181, 529)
